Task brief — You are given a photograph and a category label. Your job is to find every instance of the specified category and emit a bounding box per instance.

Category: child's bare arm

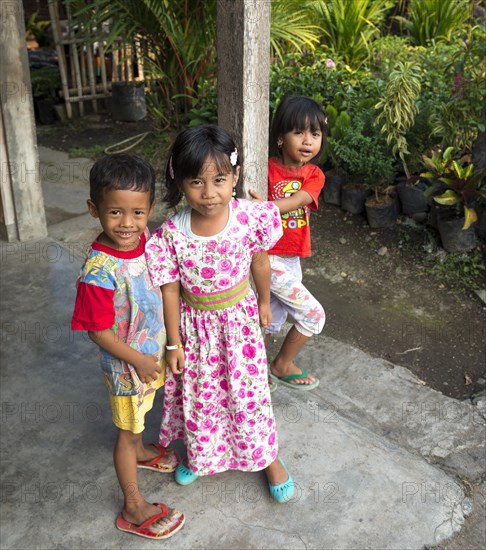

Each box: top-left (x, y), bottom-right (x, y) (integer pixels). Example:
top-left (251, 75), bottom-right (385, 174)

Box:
top-left (88, 329), bottom-right (161, 384)
top-left (250, 251), bottom-right (272, 328)
top-left (249, 188), bottom-right (313, 214)
top-left (161, 281), bottom-right (185, 375)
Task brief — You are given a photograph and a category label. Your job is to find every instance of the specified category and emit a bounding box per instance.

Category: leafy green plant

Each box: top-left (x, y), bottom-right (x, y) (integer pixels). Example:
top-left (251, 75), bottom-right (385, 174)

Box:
top-left (271, 50), bottom-right (343, 110)
top-left (185, 79), bottom-right (217, 126)
top-left (269, 1), bottom-right (321, 62)
top-left (308, 0), bottom-right (394, 67)
top-left (375, 61), bottom-right (422, 179)
top-left (25, 10), bottom-right (51, 47)
top-left (423, 248), bottom-right (485, 292)
top-left (270, 49), bottom-right (385, 118)
top-left (333, 119), bottom-right (396, 189)
top-left (368, 35), bottom-right (418, 78)
top-left (424, 26), bottom-right (486, 152)
top-left (410, 98), bottom-right (437, 161)
top-left (30, 67), bottom-right (61, 100)
top-left (322, 104), bottom-right (352, 170)
top-left (421, 146), bottom-right (486, 228)
top-left (394, 0), bottom-right (473, 46)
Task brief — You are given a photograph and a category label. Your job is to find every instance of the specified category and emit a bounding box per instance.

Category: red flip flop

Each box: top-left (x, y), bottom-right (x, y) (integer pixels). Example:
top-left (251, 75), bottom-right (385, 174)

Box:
top-left (116, 503), bottom-right (185, 539)
top-left (137, 443), bottom-right (180, 473)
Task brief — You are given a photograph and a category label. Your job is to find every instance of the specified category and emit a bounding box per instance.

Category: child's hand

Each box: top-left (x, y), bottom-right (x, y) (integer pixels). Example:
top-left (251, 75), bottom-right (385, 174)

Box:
top-left (258, 300), bottom-right (272, 328)
top-left (166, 349), bottom-right (185, 375)
top-left (249, 189), bottom-right (264, 202)
top-left (134, 354), bottom-right (162, 385)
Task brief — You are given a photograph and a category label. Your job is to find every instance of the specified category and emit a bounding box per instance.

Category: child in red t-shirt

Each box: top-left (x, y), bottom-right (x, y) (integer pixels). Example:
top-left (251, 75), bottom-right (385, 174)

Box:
top-left (251, 95), bottom-right (327, 391)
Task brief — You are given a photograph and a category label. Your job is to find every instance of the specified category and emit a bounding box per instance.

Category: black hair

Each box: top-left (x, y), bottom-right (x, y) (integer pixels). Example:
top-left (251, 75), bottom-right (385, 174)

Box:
top-left (164, 124), bottom-right (240, 208)
top-left (269, 95), bottom-right (328, 161)
top-left (89, 153), bottom-right (156, 206)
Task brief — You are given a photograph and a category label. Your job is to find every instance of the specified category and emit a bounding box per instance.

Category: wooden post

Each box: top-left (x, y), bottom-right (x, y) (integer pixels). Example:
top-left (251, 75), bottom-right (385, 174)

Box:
top-left (0, 108), bottom-right (17, 241)
top-left (0, 0), bottom-right (47, 241)
top-left (48, 0), bottom-right (72, 119)
top-left (217, 0), bottom-right (271, 199)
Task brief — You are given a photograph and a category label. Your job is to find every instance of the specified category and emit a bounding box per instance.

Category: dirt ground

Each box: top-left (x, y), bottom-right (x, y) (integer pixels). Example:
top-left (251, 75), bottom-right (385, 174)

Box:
top-left (36, 112), bottom-right (485, 549)
top-left (307, 204), bottom-right (486, 402)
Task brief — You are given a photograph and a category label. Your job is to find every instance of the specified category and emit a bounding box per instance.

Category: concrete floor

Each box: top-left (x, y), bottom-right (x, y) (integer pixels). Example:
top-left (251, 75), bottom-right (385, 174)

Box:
top-left (0, 147), bottom-right (484, 548)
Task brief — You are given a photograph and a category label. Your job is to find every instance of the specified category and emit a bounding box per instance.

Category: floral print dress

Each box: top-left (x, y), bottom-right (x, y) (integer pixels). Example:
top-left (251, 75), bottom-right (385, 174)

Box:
top-left (146, 199), bottom-right (283, 475)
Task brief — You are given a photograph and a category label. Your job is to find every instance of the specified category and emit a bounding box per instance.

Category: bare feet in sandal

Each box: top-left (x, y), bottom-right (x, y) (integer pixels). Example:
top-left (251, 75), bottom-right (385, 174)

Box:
top-left (269, 361), bottom-right (319, 390)
top-left (116, 502), bottom-right (185, 539)
top-left (137, 443), bottom-right (179, 472)
top-left (267, 327), bottom-right (319, 390)
top-left (268, 377), bottom-right (277, 393)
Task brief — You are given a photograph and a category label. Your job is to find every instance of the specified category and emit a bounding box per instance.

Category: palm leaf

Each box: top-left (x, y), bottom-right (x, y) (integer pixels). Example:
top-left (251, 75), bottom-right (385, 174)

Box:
top-left (270, 1), bottom-right (320, 62)
top-left (309, 0), bottom-right (393, 66)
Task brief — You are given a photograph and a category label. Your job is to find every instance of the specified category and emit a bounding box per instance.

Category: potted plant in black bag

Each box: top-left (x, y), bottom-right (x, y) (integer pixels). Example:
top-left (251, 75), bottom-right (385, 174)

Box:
top-left (333, 115), bottom-right (397, 222)
top-left (321, 104), bottom-right (351, 206)
top-left (30, 66), bottom-right (61, 124)
top-left (421, 146), bottom-right (486, 252)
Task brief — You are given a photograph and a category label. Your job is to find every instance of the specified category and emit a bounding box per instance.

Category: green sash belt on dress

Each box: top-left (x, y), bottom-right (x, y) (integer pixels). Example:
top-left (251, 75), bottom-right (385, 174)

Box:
top-left (181, 277), bottom-right (249, 311)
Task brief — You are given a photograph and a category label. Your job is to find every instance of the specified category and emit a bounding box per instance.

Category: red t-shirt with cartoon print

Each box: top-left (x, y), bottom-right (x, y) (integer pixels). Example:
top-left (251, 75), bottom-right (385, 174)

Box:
top-left (267, 157), bottom-right (325, 257)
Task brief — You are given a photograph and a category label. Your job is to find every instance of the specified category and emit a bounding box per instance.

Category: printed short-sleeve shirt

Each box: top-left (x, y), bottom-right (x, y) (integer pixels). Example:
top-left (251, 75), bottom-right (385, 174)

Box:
top-left (268, 157), bottom-right (325, 257)
top-left (71, 231), bottom-right (165, 396)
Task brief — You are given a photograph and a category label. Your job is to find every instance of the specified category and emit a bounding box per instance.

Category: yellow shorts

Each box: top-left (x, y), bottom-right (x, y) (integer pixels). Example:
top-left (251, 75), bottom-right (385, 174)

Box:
top-left (109, 367), bottom-right (165, 434)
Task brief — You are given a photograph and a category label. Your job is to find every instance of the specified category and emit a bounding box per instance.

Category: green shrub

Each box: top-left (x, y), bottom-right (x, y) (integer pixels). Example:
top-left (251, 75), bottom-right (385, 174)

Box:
top-left (270, 49), bottom-right (385, 116)
top-left (332, 117), bottom-right (396, 186)
top-left (420, 26), bottom-right (486, 152)
top-left (30, 67), bottom-right (61, 99)
top-left (186, 79), bottom-right (218, 127)
top-left (368, 35), bottom-right (420, 78)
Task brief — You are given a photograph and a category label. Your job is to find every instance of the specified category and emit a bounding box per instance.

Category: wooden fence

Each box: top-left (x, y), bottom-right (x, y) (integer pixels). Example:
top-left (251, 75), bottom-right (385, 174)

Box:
top-left (47, 0), bottom-right (144, 119)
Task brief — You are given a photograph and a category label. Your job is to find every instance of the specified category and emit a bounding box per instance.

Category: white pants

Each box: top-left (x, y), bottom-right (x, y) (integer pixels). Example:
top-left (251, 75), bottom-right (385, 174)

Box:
top-left (265, 255), bottom-right (325, 338)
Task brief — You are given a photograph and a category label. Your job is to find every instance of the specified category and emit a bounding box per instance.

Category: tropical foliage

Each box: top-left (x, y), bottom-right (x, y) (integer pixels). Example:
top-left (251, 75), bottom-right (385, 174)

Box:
top-left (68, 0), bottom-right (217, 126)
top-left (423, 26), bottom-right (486, 151)
top-left (394, 0), bottom-right (474, 46)
top-left (66, 0), bottom-right (485, 183)
top-left (307, 0), bottom-right (395, 67)
top-left (269, 0), bottom-right (321, 62)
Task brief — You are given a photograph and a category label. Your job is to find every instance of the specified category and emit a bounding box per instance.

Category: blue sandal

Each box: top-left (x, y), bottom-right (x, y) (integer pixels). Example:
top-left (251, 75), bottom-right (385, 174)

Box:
top-left (175, 462), bottom-right (198, 486)
top-left (268, 457), bottom-right (295, 503)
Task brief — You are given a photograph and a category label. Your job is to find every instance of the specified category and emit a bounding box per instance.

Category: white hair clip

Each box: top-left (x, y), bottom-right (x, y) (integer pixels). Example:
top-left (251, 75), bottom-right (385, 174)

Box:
top-left (230, 148), bottom-right (238, 166)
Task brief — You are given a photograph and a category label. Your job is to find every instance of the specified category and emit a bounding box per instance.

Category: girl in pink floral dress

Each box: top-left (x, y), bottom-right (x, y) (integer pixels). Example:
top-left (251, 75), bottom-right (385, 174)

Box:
top-left (146, 125), bottom-right (294, 502)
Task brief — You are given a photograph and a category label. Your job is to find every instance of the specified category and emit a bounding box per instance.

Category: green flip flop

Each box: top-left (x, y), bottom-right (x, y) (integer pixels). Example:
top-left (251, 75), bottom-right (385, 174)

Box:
top-left (269, 368), bottom-right (320, 391)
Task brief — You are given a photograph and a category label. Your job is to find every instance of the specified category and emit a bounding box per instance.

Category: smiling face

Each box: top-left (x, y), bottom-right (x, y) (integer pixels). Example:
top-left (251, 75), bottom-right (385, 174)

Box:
top-left (181, 157), bottom-right (239, 232)
top-left (279, 124), bottom-right (323, 169)
top-left (87, 188), bottom-right (153, 251)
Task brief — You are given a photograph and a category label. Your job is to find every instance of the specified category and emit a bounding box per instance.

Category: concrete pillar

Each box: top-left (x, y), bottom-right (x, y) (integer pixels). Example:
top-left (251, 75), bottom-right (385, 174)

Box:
top-left (217, 0), bottom-right (271, 198)
top-left (0, 0), bottom-right (48, 241)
